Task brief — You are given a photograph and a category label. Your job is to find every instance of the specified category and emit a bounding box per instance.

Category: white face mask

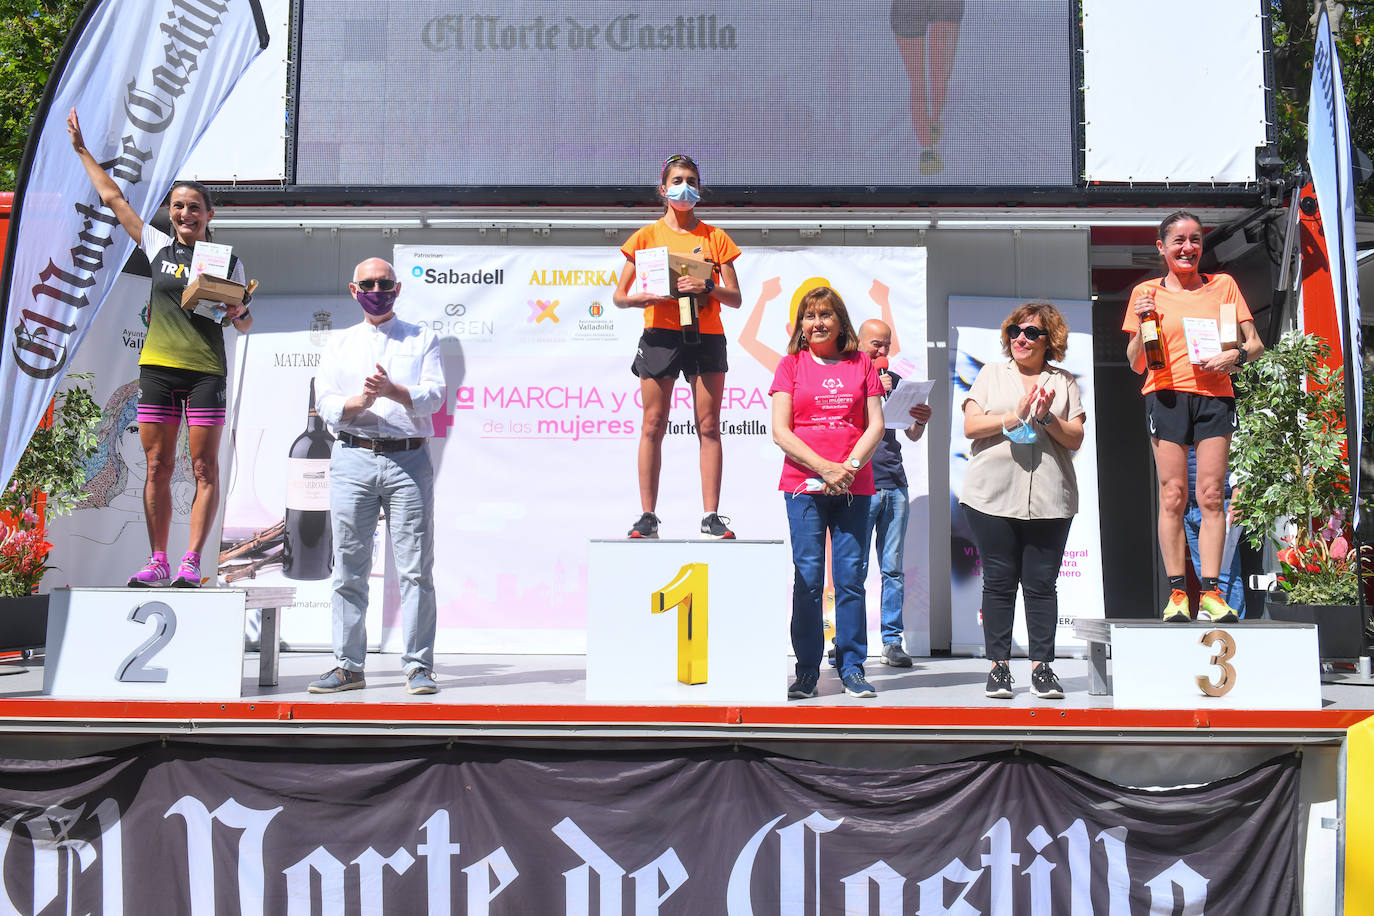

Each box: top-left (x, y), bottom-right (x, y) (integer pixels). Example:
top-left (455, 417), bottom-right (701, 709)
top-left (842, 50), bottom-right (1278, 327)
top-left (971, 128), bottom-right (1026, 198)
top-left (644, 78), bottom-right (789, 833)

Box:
top-left (664, 183), bottom-right (701, 210)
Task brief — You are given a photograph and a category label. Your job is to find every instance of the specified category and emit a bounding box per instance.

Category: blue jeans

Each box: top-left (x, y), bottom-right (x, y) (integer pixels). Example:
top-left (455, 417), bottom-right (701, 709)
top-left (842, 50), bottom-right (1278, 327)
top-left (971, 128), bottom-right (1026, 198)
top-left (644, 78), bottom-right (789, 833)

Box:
top-left (785, 492), bottom-right (871, 678)
top-left (863, 487), bottom-right (910, 646)
top-left (329, 442), bottom-right (437, 674)
top-left (1183, 501), bottom-right (1245, 612)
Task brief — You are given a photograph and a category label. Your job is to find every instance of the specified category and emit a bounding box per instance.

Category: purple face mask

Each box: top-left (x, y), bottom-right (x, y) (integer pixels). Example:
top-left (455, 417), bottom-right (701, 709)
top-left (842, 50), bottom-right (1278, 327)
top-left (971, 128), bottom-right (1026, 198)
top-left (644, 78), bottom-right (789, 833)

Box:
top-left (355, 288), bottom-right (398, 316)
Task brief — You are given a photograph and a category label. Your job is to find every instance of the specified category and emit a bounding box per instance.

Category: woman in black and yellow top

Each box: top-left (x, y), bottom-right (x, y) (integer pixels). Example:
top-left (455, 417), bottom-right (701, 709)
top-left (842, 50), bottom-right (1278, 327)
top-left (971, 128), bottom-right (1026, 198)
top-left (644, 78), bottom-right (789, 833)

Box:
top-left (68, 108), bottom-right (253, 588)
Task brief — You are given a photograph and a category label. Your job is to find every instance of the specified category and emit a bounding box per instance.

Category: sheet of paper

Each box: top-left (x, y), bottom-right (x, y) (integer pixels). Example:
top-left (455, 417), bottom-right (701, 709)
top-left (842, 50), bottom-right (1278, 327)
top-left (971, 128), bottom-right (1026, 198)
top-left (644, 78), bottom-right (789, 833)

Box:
top-left (634, 246), bottom-right (670, 298)
top-left (883, 378), bottom-right (934, 428)
top-left (191, 301), bottom-right (227, 322)
top-left (1181, 317), bottom-right (1221, 364)
top-left (1220, 516), bottom-right (1243, 571)
top-left (190, 241), bottom-right (232, 280)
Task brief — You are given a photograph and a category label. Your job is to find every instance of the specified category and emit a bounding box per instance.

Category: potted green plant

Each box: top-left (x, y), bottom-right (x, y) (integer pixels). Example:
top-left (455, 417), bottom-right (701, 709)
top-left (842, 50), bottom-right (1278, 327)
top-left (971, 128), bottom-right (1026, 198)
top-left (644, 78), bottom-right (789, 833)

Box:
top-left (0, 374), bottom-right (101, 650)
top-left (1230, 329), bottom-right (1370, 660)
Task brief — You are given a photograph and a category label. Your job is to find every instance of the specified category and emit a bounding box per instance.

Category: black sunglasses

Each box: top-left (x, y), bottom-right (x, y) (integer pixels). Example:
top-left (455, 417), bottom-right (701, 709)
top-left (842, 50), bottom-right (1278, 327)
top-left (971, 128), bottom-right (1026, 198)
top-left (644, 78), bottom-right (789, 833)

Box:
top-left (1007, 324), bottom-right (1045, 342)
top-left (354, 278), bottom-right (396, 291)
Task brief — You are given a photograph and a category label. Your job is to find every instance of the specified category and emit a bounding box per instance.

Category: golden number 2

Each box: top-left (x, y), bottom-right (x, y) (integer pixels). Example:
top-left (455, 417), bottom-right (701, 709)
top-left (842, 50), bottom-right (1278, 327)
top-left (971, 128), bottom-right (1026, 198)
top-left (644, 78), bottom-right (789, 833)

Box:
top-left (651, 563), bottom-right (708, 685)
top-left (1195, 628), bottom-right (1237, 697)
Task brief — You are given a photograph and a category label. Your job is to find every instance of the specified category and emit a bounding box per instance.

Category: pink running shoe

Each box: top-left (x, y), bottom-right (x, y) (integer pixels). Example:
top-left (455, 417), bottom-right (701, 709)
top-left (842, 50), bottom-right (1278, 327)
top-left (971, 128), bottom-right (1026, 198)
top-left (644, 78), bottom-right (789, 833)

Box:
top-left (172, 551), bottom-right (202, 588)
top-left (127, 556), bottom-right (171, 588)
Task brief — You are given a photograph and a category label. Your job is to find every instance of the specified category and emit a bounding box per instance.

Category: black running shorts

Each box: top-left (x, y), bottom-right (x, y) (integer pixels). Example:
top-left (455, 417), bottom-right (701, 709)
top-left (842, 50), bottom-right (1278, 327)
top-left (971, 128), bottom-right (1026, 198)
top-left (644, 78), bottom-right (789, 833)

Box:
top-left (1144, 390), bottom-right (1235, 445)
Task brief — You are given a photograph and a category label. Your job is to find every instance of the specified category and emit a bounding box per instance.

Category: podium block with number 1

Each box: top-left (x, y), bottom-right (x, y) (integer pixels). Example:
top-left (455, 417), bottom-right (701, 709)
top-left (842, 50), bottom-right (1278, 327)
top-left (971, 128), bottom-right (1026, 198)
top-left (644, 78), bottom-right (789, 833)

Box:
top-left (588, 540), bottom-right (788, 703)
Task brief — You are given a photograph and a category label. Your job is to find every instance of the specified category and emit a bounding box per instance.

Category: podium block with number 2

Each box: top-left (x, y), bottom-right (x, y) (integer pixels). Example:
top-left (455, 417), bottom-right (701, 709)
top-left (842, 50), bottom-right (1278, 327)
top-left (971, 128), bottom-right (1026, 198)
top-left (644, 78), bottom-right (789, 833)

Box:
top-left (43, 588), bottom-right (246, 699)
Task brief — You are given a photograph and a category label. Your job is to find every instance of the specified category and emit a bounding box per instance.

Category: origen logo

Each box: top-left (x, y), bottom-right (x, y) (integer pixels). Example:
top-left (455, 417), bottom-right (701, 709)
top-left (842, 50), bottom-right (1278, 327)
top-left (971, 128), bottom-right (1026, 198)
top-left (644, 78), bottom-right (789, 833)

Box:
top-left (587, 303), bottom-right (604, 317)
top-left (528, 299), bottom-right (559, 323)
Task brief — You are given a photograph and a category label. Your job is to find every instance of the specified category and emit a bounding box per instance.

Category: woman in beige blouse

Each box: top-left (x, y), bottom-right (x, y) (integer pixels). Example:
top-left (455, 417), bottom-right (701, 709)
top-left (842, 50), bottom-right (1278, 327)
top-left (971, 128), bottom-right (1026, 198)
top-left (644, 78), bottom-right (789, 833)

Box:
top-left (960, 302), bottom-right (1086, 700)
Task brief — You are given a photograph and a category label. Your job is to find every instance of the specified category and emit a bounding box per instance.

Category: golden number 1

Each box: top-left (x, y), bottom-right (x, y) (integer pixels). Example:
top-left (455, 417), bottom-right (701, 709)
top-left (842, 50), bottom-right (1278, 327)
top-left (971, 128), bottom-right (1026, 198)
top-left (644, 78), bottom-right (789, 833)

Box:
top-left (651, 563), bottom-right (708, 685)
top-left (1195, 628), bottom-right (1238, 697)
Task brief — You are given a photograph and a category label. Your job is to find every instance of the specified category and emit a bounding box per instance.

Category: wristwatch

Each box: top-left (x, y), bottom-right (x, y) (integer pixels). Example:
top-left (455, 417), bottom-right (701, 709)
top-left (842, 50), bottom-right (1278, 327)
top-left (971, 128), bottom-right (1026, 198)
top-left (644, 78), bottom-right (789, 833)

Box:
top-left (847, 458), bottom-right (861, 470)
top-left (703, 278), bottom-right (716, 294)
top-left (1034, 414), bottom-right (1051, 427)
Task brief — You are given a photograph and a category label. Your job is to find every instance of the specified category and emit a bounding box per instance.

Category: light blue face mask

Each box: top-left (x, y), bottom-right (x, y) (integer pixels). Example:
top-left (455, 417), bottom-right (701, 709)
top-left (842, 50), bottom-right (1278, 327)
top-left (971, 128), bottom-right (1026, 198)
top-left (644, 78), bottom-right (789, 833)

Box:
top-left (1004, 416), bottom-right (1038, 445)
top-left (665, 183), bottom-right (701, 210)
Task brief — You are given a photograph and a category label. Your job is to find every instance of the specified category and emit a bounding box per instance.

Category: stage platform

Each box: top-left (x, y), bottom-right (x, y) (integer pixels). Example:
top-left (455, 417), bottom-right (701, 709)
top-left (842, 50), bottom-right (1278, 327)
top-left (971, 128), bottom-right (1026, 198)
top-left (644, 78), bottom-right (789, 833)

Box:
top-left (0, 651), bottom-right (1369, 747)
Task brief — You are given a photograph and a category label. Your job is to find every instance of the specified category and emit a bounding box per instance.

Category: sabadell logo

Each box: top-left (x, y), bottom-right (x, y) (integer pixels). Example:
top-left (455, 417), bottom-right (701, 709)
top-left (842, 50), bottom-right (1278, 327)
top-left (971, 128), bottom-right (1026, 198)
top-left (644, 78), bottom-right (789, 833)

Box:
top-left (415, 266), bottom-right (505, 285)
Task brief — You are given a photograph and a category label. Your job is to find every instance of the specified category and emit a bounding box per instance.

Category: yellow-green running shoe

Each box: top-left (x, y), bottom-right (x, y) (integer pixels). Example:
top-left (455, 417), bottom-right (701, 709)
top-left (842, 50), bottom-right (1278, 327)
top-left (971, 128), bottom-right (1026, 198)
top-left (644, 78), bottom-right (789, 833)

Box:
top-left (1198, 589), bottom-right (1239, 623)
top-left (1162, 589), bottom-right (1191, 623)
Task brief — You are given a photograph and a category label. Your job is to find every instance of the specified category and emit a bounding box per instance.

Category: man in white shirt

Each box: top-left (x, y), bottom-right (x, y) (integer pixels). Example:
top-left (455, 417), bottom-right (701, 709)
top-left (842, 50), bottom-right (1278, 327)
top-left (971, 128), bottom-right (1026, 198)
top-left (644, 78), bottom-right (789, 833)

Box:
top-left (309, 258), bottom-right (447, 696)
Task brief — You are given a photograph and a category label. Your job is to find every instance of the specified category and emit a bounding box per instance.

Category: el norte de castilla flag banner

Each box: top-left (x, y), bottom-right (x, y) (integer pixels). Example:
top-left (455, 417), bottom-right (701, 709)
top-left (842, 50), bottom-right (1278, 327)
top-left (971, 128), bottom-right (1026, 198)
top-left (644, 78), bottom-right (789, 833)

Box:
top-left (1307, 5), bottom-right (1363, 524)
top-left (0, 0), bottom-right (269, 493)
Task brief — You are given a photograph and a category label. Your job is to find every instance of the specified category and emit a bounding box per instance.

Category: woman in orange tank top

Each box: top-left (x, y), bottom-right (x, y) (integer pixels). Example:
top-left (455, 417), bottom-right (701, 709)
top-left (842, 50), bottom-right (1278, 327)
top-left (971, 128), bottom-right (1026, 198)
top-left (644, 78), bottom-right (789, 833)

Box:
top-left (1123, 210), bottom-right (1263, 623)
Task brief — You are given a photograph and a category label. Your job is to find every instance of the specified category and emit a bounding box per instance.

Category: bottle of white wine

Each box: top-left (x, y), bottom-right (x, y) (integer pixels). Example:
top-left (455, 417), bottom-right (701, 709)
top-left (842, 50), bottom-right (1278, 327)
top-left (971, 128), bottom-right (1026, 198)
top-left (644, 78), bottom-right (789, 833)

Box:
top-left (282, 378), bottom-right (334, 580)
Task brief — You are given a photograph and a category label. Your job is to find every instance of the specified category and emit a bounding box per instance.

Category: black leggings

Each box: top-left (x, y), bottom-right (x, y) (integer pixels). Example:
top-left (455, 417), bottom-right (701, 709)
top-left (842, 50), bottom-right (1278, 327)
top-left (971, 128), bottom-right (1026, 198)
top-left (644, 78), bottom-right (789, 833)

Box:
top-left (964, 506), bottom-right (1073, 662)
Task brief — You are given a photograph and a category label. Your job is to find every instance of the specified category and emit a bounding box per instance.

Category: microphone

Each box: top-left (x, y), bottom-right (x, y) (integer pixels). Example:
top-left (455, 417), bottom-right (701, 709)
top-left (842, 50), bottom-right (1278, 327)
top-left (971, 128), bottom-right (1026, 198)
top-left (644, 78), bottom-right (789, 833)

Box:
top-left (874, 356), bottom-right (892, 396)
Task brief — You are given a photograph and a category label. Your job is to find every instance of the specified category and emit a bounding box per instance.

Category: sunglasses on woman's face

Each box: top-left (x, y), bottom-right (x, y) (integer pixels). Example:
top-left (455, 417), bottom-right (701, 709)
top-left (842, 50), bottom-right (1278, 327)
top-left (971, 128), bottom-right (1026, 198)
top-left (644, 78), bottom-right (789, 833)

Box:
top-left (1008, 324), bottom-right (1045, 342)
top-left (354, 278), bottom-right (396, 291)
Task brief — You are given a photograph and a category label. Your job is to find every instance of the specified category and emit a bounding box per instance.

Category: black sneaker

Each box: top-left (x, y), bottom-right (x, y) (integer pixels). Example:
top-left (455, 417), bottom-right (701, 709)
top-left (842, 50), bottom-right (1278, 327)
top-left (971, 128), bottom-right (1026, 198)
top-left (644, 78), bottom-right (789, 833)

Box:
top-left (985, 661), bottom-right (1014, 699)
top-left (841, 670), bottom-right (877, 698)
top-left (627, 512), bottom-right (659, 539)
top-left (880, 643), bottom-right (913, 667)
top-left (787, 671), bottom-right (819, 699)
top-left (700, 513), bottom-right (735, 539)
top-left (1030, 663), bottom-right (1064, 699)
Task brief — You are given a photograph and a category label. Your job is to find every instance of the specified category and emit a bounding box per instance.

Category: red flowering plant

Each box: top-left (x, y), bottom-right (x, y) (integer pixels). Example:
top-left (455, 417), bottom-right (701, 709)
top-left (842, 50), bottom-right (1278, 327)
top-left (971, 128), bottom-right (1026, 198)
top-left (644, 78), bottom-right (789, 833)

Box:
top-left (1271, 512), bottom-right (1374, 606)
top-left (0, 510), bottom-right (54, 597)
top-left (0, 375), bottom-right (101, 598)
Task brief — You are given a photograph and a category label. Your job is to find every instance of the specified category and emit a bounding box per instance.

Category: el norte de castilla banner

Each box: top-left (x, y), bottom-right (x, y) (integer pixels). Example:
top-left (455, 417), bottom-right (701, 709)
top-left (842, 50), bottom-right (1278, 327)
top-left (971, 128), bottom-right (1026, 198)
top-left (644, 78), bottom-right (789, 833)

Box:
top-left (0, 0), bottom-right (268, 494)
top-left (0, 745), bottom-right (1300, 913)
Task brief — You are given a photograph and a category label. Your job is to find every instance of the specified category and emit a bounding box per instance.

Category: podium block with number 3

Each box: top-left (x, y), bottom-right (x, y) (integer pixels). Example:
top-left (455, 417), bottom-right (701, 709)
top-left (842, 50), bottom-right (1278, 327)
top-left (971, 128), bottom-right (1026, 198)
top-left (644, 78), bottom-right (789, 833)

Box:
top-left (588, 540), bottom-right (787, 703)
top-left (1110, 621), bottom-right (1321, 710)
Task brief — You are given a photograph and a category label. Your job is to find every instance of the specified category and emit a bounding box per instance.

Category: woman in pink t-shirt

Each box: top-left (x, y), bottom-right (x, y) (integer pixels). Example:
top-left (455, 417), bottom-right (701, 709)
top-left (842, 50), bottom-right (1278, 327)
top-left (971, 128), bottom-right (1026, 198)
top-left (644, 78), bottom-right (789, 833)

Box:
top-left (769, 287), bottom-right (885, 700)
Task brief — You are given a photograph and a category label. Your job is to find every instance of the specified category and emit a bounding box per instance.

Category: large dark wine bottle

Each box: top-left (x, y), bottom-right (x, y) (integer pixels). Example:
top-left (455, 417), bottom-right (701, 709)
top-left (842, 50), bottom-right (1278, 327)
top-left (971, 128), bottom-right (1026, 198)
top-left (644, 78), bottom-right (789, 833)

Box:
top-left (282, 378), bottom-right (334, 580)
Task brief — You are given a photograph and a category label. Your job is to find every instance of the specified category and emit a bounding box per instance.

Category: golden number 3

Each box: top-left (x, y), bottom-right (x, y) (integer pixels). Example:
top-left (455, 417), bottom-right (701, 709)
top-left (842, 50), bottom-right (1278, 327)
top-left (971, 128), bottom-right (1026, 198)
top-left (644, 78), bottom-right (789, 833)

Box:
top-left (1195, 629), bottom-right (1237, 697)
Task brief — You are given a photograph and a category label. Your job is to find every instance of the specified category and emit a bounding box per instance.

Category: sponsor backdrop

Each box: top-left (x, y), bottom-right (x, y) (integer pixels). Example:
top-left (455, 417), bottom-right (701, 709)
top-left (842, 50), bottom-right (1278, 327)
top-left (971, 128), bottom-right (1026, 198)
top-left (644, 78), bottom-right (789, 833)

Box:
top-left (0, 745), bottom-right (1299, 913)
top-left (948, 297), bottom-right (1103, 656)
top-left (213, 246), bottom-right (928, 654)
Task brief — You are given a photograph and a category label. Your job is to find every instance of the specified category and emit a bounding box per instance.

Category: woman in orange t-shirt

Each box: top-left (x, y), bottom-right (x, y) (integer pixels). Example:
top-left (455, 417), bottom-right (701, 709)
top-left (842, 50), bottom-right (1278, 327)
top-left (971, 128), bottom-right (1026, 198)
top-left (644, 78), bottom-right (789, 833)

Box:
top-left (1122, 210), bottom-right (1262, 623)
top-left (613, 155), bottom-right (743, 540)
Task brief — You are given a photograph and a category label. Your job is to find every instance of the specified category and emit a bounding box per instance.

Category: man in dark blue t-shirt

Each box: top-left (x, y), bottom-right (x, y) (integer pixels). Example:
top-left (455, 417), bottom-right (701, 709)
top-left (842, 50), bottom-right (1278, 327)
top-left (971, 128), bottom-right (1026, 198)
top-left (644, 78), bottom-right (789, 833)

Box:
top-left (858, 320), bottom-right (932, 666)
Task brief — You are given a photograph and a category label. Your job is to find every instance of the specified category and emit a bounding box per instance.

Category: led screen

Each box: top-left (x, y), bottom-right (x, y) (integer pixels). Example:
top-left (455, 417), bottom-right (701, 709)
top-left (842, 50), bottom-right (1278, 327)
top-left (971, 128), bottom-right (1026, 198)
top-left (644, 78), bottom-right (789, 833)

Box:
top-left (295, 0), bottom-right (1076, 190)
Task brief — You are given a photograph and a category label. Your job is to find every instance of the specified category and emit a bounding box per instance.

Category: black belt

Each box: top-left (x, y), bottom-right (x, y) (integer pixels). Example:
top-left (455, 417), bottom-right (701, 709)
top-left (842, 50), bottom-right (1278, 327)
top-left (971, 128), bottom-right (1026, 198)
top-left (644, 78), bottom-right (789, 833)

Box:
top-left (338, 431), bottom-right (426, 453)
